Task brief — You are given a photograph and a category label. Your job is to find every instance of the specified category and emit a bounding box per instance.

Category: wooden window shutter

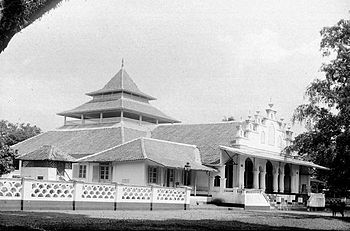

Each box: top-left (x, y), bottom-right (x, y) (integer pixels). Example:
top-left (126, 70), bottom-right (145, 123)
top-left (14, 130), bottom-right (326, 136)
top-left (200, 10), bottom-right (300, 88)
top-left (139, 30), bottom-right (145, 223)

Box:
top-left (92, 165), bottom-right (99, 182)
top-left (72, 163), bottom-right (79, 178)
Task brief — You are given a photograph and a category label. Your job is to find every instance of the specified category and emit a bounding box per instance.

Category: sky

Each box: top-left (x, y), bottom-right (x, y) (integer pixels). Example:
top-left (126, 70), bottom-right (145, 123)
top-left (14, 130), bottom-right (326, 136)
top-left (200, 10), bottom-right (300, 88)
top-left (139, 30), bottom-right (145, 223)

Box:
top-left (0, 0), bottom-right (349, 133)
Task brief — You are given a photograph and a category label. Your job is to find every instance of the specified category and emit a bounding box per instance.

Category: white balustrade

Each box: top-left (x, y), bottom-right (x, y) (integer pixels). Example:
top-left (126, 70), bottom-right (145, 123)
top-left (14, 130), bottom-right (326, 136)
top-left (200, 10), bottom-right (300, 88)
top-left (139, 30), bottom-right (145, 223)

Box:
top-left (0, 178), bottom-right (22, 200)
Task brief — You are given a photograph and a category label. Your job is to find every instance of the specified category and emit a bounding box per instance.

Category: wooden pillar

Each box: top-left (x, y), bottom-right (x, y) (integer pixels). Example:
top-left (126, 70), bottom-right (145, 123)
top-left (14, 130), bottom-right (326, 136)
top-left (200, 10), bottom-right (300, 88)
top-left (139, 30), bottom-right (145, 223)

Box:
top-left (64, 116), bottom-right (67, 125)
top-left (81, 114), bottom-right (85, 125)
top-left (99, 113), bottom-right (103, 123)
top-left (121, 111), bottom-right (124, 121)
top-left (156, 120), bottom-right (159, 125)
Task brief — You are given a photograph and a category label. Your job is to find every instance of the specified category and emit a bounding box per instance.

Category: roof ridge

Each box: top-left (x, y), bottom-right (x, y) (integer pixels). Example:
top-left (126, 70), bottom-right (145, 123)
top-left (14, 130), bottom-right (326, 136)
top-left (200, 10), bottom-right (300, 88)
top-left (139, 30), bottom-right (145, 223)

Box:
top-left (11, 132), bottom-right (46, 150)
top-left (155, 121), bottom-right (240, 127)
top-left (54, 125), bottom-right (122, 132)
top-left (76, 137), bottom-right (142, 161)
top-left (143, 137), bottom-right (197, 148)
top-left (140, 137), bottom-right (147, 159)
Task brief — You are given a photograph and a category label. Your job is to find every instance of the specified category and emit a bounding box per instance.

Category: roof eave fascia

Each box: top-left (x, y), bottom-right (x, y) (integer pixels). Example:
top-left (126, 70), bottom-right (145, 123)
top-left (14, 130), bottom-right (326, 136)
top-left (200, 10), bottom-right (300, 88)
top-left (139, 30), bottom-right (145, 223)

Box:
top-left (86, 90), bottom-right (156, 100)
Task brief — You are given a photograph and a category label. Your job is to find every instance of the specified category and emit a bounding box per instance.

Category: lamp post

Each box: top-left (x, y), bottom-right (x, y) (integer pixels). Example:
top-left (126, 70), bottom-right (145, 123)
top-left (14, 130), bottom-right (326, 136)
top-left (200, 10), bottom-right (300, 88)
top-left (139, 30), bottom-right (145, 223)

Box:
top-left (184, 162), bottom-right (191, 186)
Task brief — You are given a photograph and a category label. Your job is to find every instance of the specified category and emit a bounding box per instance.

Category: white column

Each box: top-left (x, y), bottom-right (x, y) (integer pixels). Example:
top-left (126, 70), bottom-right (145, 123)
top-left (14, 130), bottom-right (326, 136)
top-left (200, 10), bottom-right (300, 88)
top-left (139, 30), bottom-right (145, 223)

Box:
top-left (219, 165), bottom-right (226, 192)
top-left (121, 111), bottom-right (124, 121)
top-left (81, 114), bottom-right (85, 125)
top-left (253, 170), bottom-right (259, 189)
top-left (259, 171), bottom-right (266, 191)
top-left (99, 113), bottom-right (103, 123)
top-left (279, 173), bottom-right (285, 193)
top-left (291, 173), bottom-right (298, 193)
top-left (64, 116), bottom-right (67, 125)
top-left (273, 172), bottom-right (279, 192)
top-left (139, 115), bottom-right (142, 125)
top-left (238, 157), bottom-right (245, 189)
top-left (194, 171), bottom-right (197, 196)
top-left (219, 178), bottom-right (226, 193)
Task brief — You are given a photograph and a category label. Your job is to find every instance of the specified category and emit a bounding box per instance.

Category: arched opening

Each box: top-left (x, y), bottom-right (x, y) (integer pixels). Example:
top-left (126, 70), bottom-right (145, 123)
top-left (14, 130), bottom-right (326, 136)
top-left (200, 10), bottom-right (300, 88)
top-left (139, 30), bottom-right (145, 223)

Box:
top-left (244, 158), bottom-right (254, 189)
top-left (225, 160), bottom-right (234, 188)
top-left (265, 161), bottom-right (273, 193)
top-left (214, 176), bottom-right (220, 187)
top-left (284, 164), bottom-right (291, 193)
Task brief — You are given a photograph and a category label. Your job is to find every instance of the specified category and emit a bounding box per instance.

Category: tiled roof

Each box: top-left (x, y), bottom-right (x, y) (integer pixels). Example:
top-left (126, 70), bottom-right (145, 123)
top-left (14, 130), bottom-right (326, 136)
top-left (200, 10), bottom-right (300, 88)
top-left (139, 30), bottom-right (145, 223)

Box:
top-left (86, 69), bottom-right (155, 100)
top-left (151, 122), bottom-right (240, 165)
top-left (12, 127), bottom-right (147, 158)
top-left (57, 98), bottom-right (180, 123)
top-left (80, 138), bottom-right (215, 171)
top-left (18, 145), bottom-right (76, 162)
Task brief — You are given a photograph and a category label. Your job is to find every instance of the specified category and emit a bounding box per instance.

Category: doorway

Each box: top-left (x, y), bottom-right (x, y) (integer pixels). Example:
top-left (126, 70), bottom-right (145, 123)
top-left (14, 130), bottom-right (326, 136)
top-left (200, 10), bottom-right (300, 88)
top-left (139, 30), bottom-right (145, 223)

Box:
top-left (244, 158), bottom-right (254, 189)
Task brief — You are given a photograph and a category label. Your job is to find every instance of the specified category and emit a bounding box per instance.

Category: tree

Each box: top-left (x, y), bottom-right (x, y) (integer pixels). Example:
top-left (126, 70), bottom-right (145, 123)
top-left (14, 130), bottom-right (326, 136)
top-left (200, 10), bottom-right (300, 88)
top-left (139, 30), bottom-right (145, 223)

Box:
top-left (222, 116), bottom-right (235, 122)
top-left (288, 18), bottom-right (350, 195)
top-left (0, 120), bottom-right (41, 175)
top-left (0, 0), bottom-right (64, 53)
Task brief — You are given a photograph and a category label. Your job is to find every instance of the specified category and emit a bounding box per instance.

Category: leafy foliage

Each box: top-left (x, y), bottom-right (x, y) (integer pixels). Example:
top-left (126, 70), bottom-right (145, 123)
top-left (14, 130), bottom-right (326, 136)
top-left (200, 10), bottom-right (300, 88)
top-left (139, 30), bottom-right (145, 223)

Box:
top-left (0, 0), bottom-right (64, 53)
top-left (0, 120), bottom-right (41, 175)
top-left (222, 116), bottom-right (235, 122)
top-left (289, 18), bottom-right (350, 195)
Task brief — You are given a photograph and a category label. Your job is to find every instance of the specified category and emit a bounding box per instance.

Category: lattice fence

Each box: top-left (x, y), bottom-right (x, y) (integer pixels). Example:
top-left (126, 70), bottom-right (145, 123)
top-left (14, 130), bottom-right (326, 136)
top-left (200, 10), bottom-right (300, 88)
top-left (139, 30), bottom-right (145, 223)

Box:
top-left (0, 179), bottom-right (22, 199)
top-left (80, 183), bottom-right (115, 201)
top-left (0, 178), bottom-right (190, 210)
top-left (118, 185), bottom-right (152, 202)
top-left (154, 187), bottom-right (186, 203)
top-left (29, 181), bottom-right (74, 200)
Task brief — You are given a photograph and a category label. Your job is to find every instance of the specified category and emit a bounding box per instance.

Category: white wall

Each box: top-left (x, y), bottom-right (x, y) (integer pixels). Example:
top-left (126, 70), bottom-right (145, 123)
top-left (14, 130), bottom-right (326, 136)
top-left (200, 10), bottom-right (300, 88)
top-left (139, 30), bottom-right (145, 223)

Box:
top-left (113, 161), bottom-right (146, 185)
top-left (195, 171), bottom-right (209, 191)
top-left (21, 167), bottom-right (57, 181)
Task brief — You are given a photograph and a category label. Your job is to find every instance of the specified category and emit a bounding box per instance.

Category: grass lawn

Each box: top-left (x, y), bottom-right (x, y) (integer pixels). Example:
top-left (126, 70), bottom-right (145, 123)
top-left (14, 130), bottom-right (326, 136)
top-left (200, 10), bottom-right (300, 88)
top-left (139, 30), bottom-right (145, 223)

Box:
top-left (0, 208), bottom-right (349, 230)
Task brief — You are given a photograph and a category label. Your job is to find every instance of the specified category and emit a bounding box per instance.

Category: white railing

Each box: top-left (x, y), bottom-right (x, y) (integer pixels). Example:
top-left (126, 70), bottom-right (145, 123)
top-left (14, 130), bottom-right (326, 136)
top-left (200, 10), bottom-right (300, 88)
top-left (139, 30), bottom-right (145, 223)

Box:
top-left (0, 178), bottom-right (191, 210)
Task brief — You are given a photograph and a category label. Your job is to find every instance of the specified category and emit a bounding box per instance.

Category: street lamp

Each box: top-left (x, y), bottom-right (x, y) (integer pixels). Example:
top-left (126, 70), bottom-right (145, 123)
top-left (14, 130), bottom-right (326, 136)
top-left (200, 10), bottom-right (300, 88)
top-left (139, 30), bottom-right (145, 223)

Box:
top-left (184, 162), bottom-right (191, 186)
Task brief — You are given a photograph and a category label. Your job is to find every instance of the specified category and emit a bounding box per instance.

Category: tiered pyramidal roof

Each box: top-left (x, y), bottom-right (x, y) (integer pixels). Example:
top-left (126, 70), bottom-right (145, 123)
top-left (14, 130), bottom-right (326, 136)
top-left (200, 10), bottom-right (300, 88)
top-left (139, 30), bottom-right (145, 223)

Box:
top-left (58, 62), bottom-right (180, 125)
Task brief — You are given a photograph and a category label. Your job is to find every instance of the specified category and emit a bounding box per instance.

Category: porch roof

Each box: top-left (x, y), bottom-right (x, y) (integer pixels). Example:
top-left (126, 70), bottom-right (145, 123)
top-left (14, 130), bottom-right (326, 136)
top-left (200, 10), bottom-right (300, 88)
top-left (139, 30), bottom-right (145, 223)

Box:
top-left (220, 146), bottom-right (329, 170)
top-left (78, 137), bottom-right (216, 172)
top-left (17, 145), bottom-right (76, 162)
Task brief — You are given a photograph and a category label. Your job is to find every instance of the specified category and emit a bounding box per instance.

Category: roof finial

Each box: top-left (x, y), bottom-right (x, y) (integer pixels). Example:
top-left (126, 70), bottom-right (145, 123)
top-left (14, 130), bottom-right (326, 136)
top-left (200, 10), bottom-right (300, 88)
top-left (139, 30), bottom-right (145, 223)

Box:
top-left (121, 58), bottom-right (124, 69)
top-left (268, 97), bottom-right (274, 108)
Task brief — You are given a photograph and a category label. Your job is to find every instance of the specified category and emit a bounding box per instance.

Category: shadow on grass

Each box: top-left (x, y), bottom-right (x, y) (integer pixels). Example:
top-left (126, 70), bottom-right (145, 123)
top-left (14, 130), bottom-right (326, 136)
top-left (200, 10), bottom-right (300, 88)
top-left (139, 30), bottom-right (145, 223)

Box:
top-left (260, 210), bottom-right (350, 223)
top-left (0, 210), bottom-right (348, 231)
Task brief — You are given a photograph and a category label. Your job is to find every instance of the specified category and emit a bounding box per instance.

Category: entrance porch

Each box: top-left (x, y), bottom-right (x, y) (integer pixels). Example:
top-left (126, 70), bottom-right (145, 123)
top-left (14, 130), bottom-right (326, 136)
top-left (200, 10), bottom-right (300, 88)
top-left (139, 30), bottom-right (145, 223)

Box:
top-left (207, 146), bottom-right (328, 209)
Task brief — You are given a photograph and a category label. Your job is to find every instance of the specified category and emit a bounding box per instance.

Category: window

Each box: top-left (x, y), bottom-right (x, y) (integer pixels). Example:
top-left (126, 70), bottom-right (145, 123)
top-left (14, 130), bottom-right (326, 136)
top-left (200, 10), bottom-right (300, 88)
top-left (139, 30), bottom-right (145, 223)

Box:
top-left (13, 159), bottom-right (20, 170)
top-left (79, 165), bottom-right (87, 178)
top-left (261, 131), bottom-right (265, 144)
top-left (37, 176), bottom-right (44, 180)
top-left (166, 169), bottom-right (175, 187)
top-left (148, 166), bottom-right (158, 184)
top-left (100, 165), bottom-right (109, 180)
top-left (214, 176), bottom-right (221, 187)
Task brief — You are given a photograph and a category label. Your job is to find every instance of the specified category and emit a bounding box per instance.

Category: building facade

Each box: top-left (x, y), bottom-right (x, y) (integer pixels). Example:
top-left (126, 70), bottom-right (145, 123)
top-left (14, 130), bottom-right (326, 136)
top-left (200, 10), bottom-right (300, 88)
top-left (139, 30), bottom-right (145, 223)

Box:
top-left (10, 64), bottom-right (328, 208)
